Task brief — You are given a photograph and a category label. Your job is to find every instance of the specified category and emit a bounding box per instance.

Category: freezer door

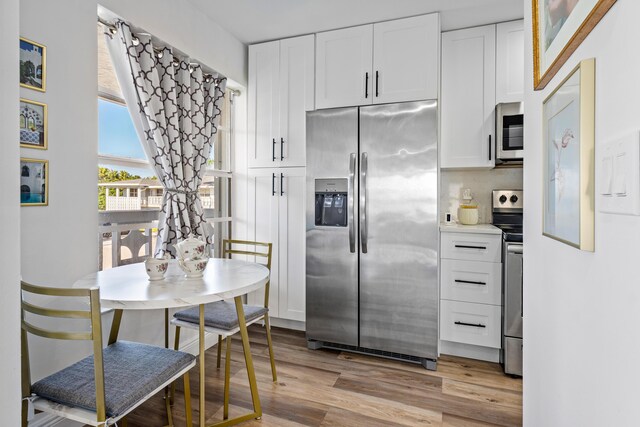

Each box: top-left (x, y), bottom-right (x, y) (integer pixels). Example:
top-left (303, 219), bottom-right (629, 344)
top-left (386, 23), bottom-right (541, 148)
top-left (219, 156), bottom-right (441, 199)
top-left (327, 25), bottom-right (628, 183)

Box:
top-left (359, 101), bottom-right (438, 359)
top-left (306, 108), bottom-right (359, 346)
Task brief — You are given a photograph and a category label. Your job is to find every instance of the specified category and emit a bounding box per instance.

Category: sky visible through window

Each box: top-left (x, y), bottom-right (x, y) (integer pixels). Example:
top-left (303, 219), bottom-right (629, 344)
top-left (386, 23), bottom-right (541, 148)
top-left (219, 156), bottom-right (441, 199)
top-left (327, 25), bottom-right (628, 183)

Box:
top-left (98, 98), bottom-right (151, 176)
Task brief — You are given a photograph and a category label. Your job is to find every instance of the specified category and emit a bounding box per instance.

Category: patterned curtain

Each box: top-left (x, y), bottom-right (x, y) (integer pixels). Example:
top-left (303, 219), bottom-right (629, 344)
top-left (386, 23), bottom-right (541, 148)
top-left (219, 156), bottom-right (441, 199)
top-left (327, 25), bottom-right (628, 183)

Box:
top-left (105, 21), bottom-right (226, 257)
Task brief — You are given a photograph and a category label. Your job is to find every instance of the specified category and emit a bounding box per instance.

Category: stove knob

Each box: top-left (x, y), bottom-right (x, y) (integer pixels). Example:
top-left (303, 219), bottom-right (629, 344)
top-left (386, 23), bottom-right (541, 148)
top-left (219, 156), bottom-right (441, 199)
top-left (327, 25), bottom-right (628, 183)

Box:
top-left (499, 195), bottom-right (507, 203)
top-left (510, 195), bottom-right (519, 203)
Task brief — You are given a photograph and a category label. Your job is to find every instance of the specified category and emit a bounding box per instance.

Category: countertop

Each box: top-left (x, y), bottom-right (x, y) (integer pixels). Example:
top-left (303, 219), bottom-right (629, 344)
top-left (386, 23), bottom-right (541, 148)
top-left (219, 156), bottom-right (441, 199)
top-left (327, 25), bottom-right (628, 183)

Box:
top-left (439, 222), bottom-right (502, 235)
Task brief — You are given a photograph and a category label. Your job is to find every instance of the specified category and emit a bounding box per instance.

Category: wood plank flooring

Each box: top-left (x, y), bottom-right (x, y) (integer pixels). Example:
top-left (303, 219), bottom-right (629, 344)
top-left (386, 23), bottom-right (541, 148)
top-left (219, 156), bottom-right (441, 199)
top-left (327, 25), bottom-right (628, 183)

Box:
top-left (122, 326), bottom-right (522, 427)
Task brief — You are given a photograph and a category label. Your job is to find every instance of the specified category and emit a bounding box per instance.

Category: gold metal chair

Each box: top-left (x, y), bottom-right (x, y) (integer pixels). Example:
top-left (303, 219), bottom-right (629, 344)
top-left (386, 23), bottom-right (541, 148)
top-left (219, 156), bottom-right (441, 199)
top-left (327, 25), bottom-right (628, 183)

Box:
top-left (20, 281), bottom-right (195, 427)
top-left (171, 239), bottom-right (276, 420)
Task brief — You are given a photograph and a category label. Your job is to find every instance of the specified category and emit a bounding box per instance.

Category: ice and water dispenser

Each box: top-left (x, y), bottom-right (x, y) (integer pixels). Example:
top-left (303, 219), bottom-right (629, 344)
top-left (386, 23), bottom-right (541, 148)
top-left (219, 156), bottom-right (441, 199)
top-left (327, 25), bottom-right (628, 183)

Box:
top-left (314, 179), bottom-right (348, 227)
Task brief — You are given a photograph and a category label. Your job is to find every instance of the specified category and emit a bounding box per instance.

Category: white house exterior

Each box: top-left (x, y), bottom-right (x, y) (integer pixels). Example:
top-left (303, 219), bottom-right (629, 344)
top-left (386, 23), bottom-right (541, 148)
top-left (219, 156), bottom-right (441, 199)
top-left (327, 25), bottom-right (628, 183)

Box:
top-left (99, 177), bottom-right (215, 211)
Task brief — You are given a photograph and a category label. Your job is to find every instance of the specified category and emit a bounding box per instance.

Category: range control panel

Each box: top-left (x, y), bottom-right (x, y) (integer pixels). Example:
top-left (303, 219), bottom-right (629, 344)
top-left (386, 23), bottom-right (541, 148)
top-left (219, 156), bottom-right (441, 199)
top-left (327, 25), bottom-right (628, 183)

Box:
top-left (492, 190), bottom-right (523, 212)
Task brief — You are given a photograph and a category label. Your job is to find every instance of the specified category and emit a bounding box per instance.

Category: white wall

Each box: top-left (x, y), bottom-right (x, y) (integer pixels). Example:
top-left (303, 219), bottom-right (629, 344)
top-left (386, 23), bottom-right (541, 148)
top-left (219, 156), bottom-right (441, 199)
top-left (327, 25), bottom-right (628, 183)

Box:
top-left (523, 2), bottom-right (640, 426)
top-left (99, 0), bottom-right (248, 86)
top-left (17, 0), bottom-right (248, 392)
top-left (0, 0), bottom-right (22, 424)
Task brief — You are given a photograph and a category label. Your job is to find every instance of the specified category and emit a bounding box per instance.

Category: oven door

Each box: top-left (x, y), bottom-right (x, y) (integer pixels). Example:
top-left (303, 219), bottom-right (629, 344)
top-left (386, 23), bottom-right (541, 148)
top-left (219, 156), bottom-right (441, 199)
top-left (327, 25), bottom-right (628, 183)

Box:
top-left (504, 242), bottom-right (523, 338)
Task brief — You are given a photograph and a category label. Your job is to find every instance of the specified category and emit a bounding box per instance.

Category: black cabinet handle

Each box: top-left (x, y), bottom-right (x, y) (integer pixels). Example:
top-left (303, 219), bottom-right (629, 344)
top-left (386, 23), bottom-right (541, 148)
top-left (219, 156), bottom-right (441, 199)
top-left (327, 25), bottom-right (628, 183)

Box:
top-left (454, 245), bottom-right (487, 250)
top-left (454, 279), bottom-right (486, 286)
top-left (280, 137), bottom-right (284, 161)
top-left (365, 72), bottom-right (369, 98)
top-left (272, 138), bottom-right (276, 162)
top-left (272, 173), bottom-right (276, 196)
top-left (280, 173), bottom-right (284, 196)
top-left (489, 135), bottom-right (492, 161)
top-left (375, 71), bottom-right (379, 97)
top-left (455, 321), bottom-right (486, 328)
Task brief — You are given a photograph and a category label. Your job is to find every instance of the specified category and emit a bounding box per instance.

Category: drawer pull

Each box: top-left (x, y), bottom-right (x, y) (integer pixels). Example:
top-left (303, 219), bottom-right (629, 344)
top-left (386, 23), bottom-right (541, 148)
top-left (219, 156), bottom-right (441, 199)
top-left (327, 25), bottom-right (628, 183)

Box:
top-left (454, 279), bottom-right (486, 286)
top-left (454, 321), bottom-right (486, 328)
top-left (454, 245), bottom-right (487, 250)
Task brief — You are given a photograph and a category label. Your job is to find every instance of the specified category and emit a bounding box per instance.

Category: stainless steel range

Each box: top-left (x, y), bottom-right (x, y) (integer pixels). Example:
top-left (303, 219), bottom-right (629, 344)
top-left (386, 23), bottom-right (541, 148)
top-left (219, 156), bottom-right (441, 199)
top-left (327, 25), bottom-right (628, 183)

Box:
top-left (492, 190), bottom-right (523, 377)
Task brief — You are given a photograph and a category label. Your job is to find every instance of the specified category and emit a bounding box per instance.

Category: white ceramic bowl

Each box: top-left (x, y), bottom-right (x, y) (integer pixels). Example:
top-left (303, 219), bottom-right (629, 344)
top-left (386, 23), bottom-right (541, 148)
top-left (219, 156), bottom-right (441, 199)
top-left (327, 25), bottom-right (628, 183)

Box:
top-left (145, 257), bottom-right (169, 281)
top-left (178, 257), bottom-right (209, 278)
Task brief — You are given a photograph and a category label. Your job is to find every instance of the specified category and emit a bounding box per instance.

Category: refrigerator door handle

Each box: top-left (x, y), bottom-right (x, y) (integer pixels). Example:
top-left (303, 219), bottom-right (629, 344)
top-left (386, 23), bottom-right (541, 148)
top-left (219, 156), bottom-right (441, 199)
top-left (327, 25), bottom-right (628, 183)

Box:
top-left (348, 153), bottom-right (356, 253)
top-left (360, 152), bottom-right (368, 254)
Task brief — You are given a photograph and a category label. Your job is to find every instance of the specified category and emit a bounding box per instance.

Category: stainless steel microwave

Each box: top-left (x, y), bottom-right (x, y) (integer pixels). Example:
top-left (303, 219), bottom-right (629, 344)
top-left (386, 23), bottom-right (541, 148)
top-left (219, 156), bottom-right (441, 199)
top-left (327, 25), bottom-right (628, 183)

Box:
top-left (496, 102), bottom-right (523, 162)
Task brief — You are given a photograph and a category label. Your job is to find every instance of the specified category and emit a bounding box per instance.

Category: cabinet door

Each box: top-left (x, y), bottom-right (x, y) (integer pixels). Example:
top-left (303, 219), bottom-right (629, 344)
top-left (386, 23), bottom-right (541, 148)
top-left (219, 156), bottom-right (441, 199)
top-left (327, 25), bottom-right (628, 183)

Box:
top-left (496, 20), bottom-right (524, 103)
top-left (279, 35), bottom-right (314, 167)
top-left (247, 168), bottom-right (280, 316)
top-left (248, 41), bottom-right (280, 168)
top-left (277, 168), bottom-right (306, 321)
top-left (441, 25), bottom-right (496, 169)
top-left (316, 25), bottom-right (373, 109)
top-left (373, 14), bottom-right (439, 104)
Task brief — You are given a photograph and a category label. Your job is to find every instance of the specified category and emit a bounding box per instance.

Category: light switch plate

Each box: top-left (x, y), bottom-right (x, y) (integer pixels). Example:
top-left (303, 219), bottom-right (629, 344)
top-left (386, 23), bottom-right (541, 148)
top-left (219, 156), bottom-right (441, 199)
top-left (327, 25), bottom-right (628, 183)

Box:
top-left (599, 132), bottom-right (640, 215)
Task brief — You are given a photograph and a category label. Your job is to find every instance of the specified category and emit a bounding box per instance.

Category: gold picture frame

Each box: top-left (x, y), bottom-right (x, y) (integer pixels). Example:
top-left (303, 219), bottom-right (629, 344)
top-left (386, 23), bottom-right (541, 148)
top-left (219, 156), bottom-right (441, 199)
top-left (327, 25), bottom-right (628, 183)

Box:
top-left (20, 158), bottom-right (49, 207)
top-left (533, 0), bottom-right (616, 90)
top-left (20, 98), bottom-right (48, 150)
top-left (20, 37), bottom-right (46, 92)
top-left (542, 58), bottom-right (595, 251)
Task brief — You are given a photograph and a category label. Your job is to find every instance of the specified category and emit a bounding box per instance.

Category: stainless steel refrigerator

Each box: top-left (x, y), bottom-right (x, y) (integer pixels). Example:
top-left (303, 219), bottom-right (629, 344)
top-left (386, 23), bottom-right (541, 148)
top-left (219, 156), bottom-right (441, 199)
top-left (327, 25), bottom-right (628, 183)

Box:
top-left (305, 100), bottom-right (439, 369)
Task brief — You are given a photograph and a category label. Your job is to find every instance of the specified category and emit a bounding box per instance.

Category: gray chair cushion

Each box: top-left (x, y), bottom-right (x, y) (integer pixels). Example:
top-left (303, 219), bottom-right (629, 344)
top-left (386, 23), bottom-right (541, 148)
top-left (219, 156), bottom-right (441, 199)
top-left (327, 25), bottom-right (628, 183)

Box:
top-left (31, 341), bottom-right (195, 417)
top-left (173, 301), bottom-right (268, 330)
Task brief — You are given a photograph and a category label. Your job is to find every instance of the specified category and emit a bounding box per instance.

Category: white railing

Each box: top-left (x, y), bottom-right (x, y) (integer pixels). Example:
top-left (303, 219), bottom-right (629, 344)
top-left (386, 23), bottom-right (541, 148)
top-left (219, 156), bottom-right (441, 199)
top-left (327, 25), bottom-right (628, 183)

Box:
top-left (99, 220), bottom-right (158, 270)
top-left (105, 196), bottom-right (141, 211)
top-left (146, 196), bottom-right (163, 208)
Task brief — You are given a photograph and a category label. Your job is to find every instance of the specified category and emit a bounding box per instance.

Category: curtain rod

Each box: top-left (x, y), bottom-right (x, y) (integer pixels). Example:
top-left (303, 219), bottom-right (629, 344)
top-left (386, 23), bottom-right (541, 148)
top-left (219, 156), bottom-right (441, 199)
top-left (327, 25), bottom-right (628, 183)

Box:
top-left (98, 17), bottom-right (228, 86)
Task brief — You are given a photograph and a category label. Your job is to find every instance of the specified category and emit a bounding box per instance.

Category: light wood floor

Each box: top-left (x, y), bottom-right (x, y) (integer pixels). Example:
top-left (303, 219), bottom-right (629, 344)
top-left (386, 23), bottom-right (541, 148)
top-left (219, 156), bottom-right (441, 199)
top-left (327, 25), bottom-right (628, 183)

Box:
top-left (123, 326), bottom-right (522, 427)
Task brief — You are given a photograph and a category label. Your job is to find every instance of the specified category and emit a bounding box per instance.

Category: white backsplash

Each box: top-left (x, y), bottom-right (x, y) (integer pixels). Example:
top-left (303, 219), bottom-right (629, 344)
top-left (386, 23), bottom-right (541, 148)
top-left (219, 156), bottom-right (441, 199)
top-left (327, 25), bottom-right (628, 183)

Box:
top-left (440, 167), bottom-right (523, 224)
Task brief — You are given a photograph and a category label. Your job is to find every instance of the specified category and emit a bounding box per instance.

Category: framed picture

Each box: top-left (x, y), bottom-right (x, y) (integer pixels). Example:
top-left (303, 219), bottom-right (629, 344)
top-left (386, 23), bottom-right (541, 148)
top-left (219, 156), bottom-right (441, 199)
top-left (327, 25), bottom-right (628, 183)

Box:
top-left (20, 99), bottom-right (47, 150)
top-left (543, 58), bottom-right (594, 251)
top-left (20, 37), bottom-right (46, 92)
top-left (533, 0), bottom-right (616, 90)
top-left (20, 158), bottom-right (49, 207)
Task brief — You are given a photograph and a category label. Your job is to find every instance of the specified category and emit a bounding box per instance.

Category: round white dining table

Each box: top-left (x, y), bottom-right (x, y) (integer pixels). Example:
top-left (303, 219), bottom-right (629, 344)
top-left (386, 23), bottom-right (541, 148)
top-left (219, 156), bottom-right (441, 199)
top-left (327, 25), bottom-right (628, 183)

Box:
top-left (74, 258), bottom-right (270, 427)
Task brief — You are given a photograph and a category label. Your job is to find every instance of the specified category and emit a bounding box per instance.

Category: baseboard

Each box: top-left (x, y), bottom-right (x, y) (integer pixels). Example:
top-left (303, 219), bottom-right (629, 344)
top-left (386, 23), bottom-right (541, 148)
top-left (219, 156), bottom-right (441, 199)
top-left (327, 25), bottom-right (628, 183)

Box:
top-left (439, 340), bottom-right (500, 363)
top-left (30, 412), bottom-right (80, 427)
top-left (268, 317), bottom-right (305, 331)
top-left (179, 330), bottom-right (220, 355)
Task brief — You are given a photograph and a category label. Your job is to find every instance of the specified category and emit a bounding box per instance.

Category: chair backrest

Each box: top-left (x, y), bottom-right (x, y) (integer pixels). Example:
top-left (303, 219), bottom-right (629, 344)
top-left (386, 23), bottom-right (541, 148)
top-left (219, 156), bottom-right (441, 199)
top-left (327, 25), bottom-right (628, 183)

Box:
top-left (20, 281), bottom-right (107, 424)
top-left (222, 239), bottom-right (272, 308)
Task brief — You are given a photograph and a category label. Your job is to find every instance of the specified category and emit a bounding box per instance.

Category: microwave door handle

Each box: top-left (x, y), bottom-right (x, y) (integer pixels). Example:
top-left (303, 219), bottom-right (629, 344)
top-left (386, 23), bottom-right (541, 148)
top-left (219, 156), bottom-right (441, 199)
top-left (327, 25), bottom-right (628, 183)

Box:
top-left (348, 153), bottom-right (356, 253)
top-left (360, 152), bottom-right (368, 254)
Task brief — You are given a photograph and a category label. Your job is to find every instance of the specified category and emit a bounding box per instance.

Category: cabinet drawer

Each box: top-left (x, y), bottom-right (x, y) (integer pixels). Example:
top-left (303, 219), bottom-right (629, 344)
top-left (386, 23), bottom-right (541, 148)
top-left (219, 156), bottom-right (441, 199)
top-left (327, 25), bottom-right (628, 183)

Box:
top-left (441, 259), bottom-right (501, 305)
top-left (440, 300), bottom-right (501, 348)
top-left (441, 232), bottom-right (501, 263)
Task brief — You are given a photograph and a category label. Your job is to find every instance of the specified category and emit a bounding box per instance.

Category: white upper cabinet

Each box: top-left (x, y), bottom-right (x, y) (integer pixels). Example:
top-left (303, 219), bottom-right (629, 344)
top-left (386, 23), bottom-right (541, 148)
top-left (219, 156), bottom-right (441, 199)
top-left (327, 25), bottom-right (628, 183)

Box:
top-left (373, 14), bottom-right (439, 104)
top-left (315, 25), bottom-right (373, 109)
top-left (248, 35), bottom-right (314, 168)
top-left (441, 25), bottom-right (496, 169)
top-left (496, 20), bottom-right (524, 103)
top-left (248, 41), bottom-right (279, 168)
top-left (316, 13), bottom-right (439, 109)
top-left (279, 36), bottom-right (315, 167)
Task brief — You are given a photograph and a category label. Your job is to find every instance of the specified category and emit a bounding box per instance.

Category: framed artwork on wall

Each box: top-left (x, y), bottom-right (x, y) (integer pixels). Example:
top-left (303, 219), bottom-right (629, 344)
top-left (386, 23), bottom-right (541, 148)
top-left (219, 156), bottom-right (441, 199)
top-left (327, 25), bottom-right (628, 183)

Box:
top-left (20, 158), bottom-right (49, 207)
top-left (542, 58), bottom-right (594, 251)
top-left (532, 0), bottom-right (616, 90)
top-left (20, 99), bottom-right (47, 150)
top-left (20, 37), bottom-right (46, 92)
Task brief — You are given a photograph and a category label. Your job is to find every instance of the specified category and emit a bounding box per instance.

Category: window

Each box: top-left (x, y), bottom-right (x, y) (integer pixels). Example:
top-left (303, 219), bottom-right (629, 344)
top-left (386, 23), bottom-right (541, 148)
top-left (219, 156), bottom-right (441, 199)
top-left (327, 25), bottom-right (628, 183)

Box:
top-left (97, 22), bottom-right (234, 262)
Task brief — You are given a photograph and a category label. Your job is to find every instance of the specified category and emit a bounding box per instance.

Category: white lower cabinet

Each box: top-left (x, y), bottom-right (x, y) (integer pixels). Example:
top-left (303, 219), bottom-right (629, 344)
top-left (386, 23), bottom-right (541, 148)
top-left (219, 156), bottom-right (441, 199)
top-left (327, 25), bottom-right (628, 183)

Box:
top-left (440, 300), bottom-right (501, 348)
top-left (247, 167), bottom-right (306, 322)
top-left (440, 229), bottom-right (503, 358)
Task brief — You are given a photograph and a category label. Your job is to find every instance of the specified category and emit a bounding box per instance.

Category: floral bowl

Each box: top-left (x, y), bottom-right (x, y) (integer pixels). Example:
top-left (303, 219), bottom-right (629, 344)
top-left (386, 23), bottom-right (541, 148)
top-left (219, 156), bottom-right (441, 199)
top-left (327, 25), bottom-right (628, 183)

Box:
top-left (178, 257), bottom-right (208, 278)
top-left (145, 256), bottom-right (169, 281)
